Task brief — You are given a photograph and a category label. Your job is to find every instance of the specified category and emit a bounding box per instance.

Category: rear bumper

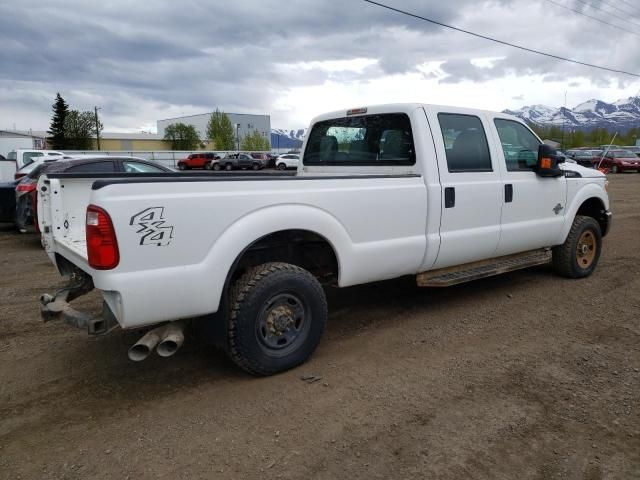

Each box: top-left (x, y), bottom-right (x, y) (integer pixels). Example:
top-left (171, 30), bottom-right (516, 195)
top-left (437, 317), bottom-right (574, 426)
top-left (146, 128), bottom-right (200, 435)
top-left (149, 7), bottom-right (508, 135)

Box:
top-left (40, 270), bottom-right (119, 335)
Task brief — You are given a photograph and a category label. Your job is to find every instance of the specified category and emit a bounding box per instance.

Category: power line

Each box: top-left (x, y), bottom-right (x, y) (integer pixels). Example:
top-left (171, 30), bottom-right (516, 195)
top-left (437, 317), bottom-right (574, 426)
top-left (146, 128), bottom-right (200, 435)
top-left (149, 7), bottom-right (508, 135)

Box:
top-left (362, 0), bottom-right (640, 78)
top-left (543, 0), bottom-right (640, 37)
top-left (613, 0), bottom-right (640, 16)
top-left (572, 0), bottom-right (640, 28)
top-left (596, 0), bottom-right (640, 19)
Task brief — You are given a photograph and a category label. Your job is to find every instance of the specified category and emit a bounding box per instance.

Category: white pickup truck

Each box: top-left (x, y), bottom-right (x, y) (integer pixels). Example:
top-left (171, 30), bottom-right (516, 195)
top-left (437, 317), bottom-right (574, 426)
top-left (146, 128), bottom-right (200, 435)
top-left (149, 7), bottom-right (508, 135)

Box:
top-left (38, 104), bottom-right (611, 375)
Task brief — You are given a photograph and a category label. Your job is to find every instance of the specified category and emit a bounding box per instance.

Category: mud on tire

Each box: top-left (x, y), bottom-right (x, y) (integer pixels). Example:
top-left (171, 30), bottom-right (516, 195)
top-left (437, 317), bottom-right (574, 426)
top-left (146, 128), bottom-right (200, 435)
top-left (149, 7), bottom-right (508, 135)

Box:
top-left (227, 262), bottom-right (327, 376)
top-left (552, 215), bottom-right (602, 279)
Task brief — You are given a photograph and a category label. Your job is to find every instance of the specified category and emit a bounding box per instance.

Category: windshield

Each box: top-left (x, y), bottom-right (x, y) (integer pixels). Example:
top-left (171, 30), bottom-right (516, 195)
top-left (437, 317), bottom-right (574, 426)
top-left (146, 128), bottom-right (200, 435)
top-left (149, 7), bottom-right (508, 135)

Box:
top-left (304, 113), bottom-right (415, 166)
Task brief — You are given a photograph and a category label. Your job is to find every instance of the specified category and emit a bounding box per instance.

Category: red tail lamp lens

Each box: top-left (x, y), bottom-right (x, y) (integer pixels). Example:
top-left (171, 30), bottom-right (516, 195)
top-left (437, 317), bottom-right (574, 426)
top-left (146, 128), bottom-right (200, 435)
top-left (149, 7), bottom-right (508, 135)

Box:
top-left (86, 205), bottom-right (119, 270)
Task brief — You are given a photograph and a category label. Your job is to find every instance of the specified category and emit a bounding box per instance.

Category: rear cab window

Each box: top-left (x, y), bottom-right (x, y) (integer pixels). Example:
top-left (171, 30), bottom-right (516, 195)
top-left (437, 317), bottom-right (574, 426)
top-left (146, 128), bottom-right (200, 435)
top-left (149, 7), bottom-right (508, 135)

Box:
top-left (304, 113), bottom-right (415, 166)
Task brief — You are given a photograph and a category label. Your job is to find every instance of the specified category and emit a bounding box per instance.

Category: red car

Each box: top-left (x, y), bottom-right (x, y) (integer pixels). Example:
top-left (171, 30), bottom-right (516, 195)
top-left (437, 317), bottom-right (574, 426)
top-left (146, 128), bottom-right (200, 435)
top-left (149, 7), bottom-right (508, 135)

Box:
top-left (597, 149), bottom-right (640, 173)
top-left (177, 153), bottom-right (220, 170)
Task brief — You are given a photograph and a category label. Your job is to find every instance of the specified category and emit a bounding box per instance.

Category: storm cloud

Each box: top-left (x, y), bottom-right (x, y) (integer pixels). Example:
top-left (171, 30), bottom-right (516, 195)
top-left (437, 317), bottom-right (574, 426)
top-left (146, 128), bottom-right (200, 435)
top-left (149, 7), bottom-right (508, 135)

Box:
top-left (1, 0), bottom-right (639, 130)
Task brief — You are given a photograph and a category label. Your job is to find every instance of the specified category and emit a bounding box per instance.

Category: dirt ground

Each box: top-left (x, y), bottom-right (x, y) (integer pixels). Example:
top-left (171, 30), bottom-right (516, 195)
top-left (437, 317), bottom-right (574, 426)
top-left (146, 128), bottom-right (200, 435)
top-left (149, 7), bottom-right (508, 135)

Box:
top-left (1, 175), bottom-right (639, 480)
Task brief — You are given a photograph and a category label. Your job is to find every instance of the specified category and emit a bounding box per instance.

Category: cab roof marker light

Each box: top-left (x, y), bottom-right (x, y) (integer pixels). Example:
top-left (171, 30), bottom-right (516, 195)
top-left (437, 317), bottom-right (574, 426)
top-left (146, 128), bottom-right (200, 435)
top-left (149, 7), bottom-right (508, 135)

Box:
top-left (347, 107), bottom-right (367, 116)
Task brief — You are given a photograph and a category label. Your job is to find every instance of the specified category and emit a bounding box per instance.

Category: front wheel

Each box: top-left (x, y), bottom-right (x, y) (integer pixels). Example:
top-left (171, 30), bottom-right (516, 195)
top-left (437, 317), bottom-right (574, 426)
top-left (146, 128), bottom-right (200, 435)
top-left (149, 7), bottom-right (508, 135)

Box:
top-left (610, 165), bottom-right (619, 174)
top-left (227, 262), bottom-right (327, 376)
top-left (178, 163), bottom-right (186, 171)
top-left (213, 163), bottom-right (221, 171)
top-left (277, 163), bottom-right (286, 170)
top-left (252, 163), bottom-right (260, 170)
top-left (225, 163), bottom-right (233, 171)
top-left (552, 215), bottom-right (602, 278)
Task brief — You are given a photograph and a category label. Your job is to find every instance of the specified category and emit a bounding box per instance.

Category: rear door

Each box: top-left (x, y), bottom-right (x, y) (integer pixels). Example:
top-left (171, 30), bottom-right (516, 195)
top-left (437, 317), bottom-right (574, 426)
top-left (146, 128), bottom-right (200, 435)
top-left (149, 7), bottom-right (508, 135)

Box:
top-left (491, 118), bottom-right (566, 255)
top-left (428, 111), bottom-right (503, 269)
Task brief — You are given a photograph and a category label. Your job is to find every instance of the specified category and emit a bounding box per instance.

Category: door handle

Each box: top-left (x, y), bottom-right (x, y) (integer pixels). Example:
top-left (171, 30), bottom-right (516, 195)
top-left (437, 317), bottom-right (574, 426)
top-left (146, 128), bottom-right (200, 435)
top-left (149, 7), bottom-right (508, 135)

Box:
top-left (444, 187), bottom-right (455, 208)
top-left (505, 184), bottom-right (513, 203)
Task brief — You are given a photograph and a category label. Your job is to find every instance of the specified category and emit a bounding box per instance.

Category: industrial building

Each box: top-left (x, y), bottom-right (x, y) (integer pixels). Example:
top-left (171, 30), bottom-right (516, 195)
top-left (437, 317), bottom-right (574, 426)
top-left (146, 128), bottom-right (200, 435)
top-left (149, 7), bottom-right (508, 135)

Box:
top-left (156, 111), bottom-right (271, 149)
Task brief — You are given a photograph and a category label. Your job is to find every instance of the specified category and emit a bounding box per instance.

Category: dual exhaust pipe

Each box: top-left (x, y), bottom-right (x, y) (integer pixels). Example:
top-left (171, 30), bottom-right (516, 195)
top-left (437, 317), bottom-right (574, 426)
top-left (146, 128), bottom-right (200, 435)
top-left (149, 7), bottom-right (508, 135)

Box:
top-left (128, 322), bottom-right (184, 362)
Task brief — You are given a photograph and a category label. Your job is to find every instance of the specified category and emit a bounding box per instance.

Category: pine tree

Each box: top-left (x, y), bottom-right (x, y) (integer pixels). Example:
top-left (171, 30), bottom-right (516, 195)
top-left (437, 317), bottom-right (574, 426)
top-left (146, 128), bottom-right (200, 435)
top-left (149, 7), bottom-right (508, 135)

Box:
top-left (47, 93), bottom-right (69, 149)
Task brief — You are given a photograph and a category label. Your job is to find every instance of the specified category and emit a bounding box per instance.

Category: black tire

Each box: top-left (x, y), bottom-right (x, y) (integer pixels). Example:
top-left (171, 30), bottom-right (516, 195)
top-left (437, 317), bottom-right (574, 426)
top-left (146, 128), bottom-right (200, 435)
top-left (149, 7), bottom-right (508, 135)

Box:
top-left (228, 262), bottom-right (327, 376)
top-left (213, 162), bottom-right (221, 171)
top-left (178, 163), bottom-right (186, 171)
top-left (610, 164), bottom-right (619, 174)
top-left (277, 163), bottom-right (286, 170)
top-left (204, 162), bottom-right (212, 170)
top-left (552, 215), bottom-right (602, 279)
top-left (225, 163), bottom-right (233, 171)
top-left (252, 163), bottom-right (260, 170)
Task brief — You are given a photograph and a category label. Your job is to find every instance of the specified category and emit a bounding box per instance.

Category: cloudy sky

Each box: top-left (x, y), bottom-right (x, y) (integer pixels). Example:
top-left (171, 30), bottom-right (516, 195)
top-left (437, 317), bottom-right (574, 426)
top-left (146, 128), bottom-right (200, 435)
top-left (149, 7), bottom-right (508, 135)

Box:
top-left (1, 0), bottom-right (639, 132)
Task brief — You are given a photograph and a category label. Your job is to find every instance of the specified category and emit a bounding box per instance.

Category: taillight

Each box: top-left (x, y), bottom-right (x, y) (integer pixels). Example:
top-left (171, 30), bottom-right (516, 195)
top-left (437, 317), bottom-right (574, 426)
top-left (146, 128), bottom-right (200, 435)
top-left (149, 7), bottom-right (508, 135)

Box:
top-left (16, 183), bottom-right (36, 193)
top-left (86, 205), bottom-right (119, 270)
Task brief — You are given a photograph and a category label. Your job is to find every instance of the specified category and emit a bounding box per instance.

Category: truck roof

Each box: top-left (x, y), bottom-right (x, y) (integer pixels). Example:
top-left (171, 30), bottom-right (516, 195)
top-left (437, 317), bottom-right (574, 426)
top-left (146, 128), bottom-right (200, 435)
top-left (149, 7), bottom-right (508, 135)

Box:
top-left (309, 103), bottom-right (522, 124)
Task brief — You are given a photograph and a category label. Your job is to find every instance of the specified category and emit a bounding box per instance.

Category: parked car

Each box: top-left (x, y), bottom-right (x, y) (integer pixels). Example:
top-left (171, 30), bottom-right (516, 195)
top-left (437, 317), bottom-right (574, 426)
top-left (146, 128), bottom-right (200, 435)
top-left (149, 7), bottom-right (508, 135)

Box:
top-left (621, 146), bottom-right (640, 158)
top-left (15, 156), bottom-right (171, 233)
top-left (13, 151), bottom-right (69, 180)
top-left (223, 153), bottom-right (264, 170)
top-left (38, 103), bottom-right (610, 376)
top-left (1, 150), bottom-right (65, 182)
top-left (565, 150), bottom-right (596, 168)
top-left (0, 180), bottom-right (18, 223)
top-left (597, 149), bottom-right (640, 173)
top-left (177, 153), bottom-right (221, 170)
top-left (275, 153), bottom-right (300, 170)
top-left (250, 153), bottom-right (269, 168)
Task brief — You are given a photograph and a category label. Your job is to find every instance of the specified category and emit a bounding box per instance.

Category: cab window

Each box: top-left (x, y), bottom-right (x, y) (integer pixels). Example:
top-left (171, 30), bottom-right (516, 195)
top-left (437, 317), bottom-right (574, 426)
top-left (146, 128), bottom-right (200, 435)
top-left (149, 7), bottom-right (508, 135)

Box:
top-left (494, 119), bottom-right (541, 171)
top-left (437, 114), bottom-right (492, 172)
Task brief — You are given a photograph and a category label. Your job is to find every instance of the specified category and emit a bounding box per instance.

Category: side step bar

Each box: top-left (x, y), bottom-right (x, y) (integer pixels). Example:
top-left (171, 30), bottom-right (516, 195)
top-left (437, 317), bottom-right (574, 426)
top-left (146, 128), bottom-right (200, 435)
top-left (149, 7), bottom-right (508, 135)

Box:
top-left (417, 248), bottom-right (552, 287)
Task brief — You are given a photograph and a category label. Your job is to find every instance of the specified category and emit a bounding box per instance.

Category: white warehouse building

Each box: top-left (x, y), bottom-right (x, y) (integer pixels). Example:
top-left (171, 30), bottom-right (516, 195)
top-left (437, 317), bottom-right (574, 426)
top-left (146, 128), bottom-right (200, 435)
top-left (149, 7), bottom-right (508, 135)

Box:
top-left (156, 112), bottom-right (271, 149)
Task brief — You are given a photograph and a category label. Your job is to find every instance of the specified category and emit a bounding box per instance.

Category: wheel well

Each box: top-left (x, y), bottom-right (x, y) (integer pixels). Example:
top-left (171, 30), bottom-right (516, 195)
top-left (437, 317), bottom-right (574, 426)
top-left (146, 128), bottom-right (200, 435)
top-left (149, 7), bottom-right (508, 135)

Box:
top-left (228, 230), bottom-right (339, 287)
top-left (576, 197), bottom-right (608, 236)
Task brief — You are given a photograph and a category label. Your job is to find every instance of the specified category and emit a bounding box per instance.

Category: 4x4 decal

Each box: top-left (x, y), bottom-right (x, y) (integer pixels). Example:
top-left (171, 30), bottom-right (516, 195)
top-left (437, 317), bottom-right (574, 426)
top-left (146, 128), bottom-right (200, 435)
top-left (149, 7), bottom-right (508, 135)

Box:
top-left (130, 207), bottom-right (174, 246)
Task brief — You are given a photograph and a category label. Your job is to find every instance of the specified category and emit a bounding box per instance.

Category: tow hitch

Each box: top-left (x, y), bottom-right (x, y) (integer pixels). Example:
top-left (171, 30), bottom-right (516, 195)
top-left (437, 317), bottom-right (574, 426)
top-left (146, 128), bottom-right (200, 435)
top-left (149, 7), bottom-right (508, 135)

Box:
top-left (40, 270), bottom-right (118, 335)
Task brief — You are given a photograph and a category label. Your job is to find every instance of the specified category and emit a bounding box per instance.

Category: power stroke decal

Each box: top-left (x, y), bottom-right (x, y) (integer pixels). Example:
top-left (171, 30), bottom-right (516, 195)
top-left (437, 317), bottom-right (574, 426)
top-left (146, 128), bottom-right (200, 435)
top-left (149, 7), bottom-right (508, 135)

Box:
top-left (130, 207), bottom-right (174, 246)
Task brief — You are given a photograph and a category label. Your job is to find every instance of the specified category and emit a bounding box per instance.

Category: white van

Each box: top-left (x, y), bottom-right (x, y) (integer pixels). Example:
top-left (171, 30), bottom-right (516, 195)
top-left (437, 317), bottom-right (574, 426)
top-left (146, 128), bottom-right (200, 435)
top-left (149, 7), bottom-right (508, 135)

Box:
top-left (1, 150), bottom-right (65, 181)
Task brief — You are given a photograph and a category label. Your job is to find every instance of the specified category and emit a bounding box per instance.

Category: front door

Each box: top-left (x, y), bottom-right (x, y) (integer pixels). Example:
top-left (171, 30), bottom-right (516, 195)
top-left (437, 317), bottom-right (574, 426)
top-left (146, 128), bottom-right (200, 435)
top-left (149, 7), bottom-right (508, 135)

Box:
top-left (491, 118), bottom-right (566, 255)
top-left (429, 111), bottom-right (503, 269)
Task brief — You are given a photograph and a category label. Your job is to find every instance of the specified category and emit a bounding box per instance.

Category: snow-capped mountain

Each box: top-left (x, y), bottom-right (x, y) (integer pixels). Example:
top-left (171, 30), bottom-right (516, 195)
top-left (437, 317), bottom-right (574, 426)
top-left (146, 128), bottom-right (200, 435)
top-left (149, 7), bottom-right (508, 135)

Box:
top-left (271, 128), bottom-right (307, 149)
top-left (504, 96), bottom-right (640, 131)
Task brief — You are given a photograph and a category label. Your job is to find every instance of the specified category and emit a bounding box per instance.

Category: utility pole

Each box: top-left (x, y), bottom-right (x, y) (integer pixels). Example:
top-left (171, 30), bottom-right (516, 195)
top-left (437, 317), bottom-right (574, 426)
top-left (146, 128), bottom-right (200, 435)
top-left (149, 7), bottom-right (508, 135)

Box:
top-left (235, 123), bottom-right (240, 151)
top-left (94, 106), bottom-right (101, 150)
top-left (560, 91), bottom-right (567, 151)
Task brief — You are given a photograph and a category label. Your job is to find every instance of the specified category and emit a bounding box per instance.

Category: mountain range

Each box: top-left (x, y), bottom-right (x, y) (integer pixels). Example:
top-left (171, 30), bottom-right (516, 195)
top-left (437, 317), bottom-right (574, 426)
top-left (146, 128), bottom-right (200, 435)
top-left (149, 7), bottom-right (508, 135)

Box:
top-left (504, 96), bottom-right (640, 131)
top-left (270, 128), bottom-right (307, 150)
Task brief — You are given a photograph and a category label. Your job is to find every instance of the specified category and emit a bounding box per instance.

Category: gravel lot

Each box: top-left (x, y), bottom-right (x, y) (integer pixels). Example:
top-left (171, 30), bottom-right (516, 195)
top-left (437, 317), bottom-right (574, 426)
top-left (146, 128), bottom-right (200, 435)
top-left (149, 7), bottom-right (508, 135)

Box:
top-left (1, 175), bottom-right (639, 479)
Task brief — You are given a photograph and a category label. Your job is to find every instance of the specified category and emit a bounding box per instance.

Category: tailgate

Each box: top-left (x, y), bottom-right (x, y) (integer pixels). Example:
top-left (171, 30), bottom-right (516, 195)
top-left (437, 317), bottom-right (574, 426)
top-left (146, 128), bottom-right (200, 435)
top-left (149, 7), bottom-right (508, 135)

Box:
top-left (38, 176), bottom-right (93, 270)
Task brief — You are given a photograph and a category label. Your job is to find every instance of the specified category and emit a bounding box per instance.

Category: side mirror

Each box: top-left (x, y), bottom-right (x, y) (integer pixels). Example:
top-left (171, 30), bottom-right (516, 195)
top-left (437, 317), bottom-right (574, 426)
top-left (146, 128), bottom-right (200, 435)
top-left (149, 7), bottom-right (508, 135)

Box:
top-left (536, 144), bottom-right (564, 177)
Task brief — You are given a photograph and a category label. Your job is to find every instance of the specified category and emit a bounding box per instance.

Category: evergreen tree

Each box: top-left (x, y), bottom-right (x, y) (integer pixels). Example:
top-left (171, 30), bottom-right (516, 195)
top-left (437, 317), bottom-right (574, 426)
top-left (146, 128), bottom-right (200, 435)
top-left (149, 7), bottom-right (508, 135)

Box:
top-left (47, 93), bottom-right (69, 149)
top-left (163, 123), bottom-right (201, 150)
top-left (241, 129), bottom-right (271, 151)
top-left (206, 109), bottom-right (236, 150)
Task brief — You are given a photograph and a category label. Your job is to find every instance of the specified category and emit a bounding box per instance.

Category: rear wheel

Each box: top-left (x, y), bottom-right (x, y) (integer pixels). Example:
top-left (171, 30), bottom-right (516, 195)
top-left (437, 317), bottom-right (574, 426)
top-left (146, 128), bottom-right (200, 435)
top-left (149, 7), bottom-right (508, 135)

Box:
top-left (225, 163), bottom-right (233, 171)
top-left (277, 163), bottom-right (286, 170)
top-left (611, 164), bottom-right (619, 173)
top-left (178, 163), bottom-right (186, 171)
top-left (204, 162), bottom-right (212, 170)
top-left (252, 163), bottom-right (260, 170)
top-left (213, 163), bottom-right (221, 171)
top-left (227, 262), bottom-right (327, 376)
top-left (552, 215), bottom-right (602, 278)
